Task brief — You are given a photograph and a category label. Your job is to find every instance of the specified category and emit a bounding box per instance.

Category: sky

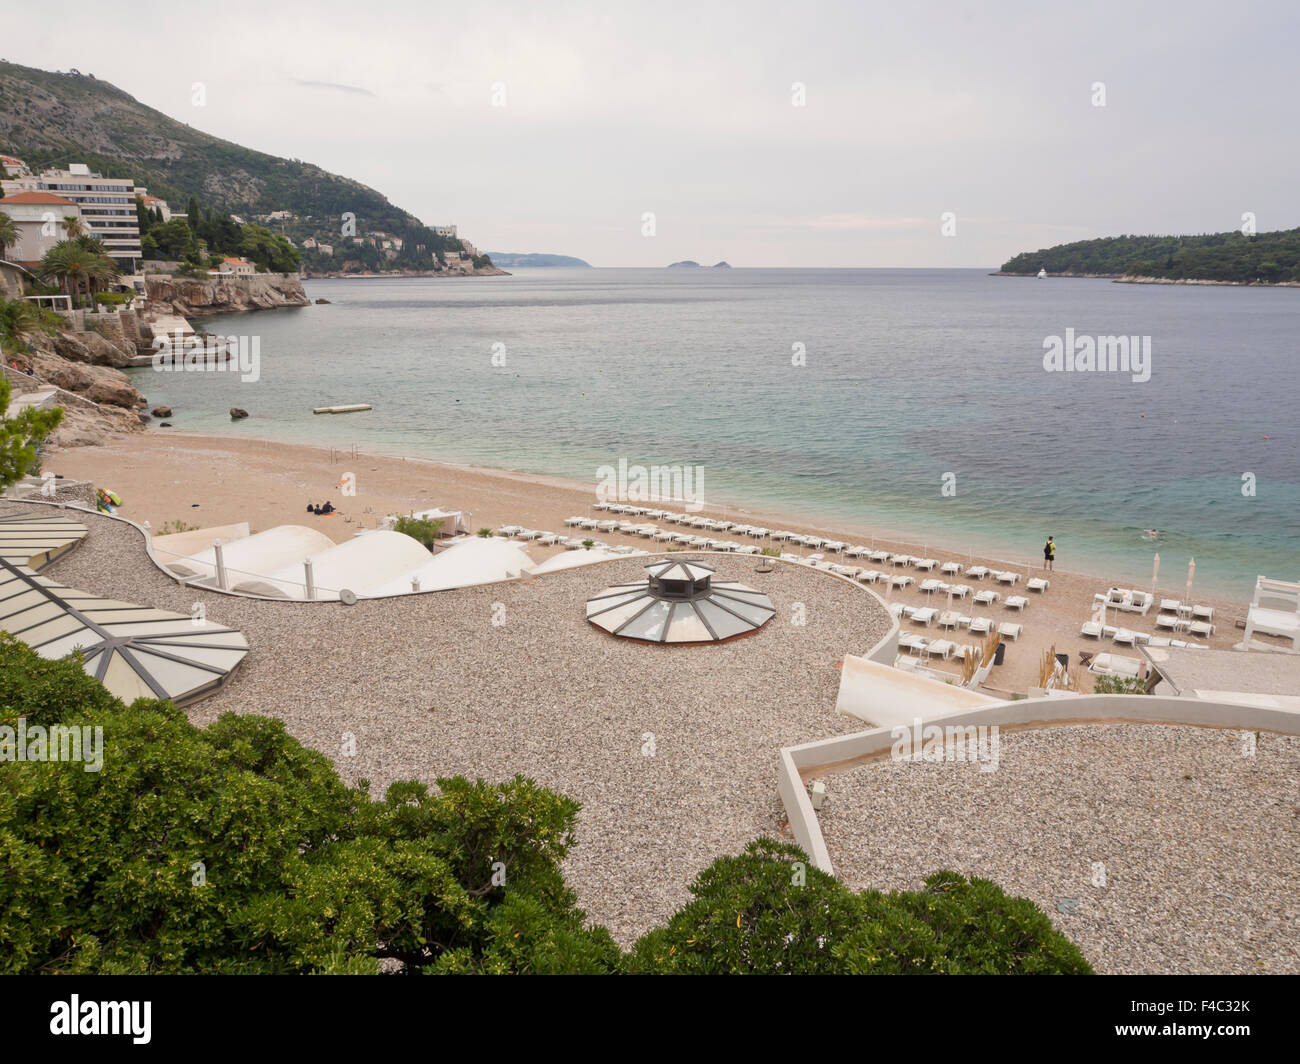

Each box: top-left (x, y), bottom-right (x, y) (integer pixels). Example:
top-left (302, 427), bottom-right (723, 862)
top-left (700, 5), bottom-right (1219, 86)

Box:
top-left (5, 0), bottom-right (1299, 267)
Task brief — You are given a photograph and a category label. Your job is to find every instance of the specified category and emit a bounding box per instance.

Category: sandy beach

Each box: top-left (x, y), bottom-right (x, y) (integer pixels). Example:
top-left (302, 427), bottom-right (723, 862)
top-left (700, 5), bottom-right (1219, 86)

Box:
top-left (42, 430), bottom-right (1269, 697)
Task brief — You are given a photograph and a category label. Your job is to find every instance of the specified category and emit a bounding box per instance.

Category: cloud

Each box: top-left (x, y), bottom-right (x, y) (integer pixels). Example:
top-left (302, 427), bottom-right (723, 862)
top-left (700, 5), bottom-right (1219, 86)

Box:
top-left (295, 79), bottom-right (375, 97)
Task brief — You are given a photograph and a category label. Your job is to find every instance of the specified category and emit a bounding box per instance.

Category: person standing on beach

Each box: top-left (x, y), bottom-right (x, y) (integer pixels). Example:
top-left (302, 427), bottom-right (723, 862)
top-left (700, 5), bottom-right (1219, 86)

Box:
top-left (1043, 536), bottom-right (1056, 571)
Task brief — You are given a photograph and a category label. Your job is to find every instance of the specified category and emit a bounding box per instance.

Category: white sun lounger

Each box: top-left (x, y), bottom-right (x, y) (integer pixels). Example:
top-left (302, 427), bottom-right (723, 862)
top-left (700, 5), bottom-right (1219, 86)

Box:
top-left (735, 545), bottom-right (760, 555)
top-left (914, 558), bottom-right (938, 571)
top-left (1089, 653), bottom-right (1143, 679)
top-left (995, 571), bottom-right (1020, 585)
top-left (1005, 596), bottom-right (1029, 611)
top-left (898, 632), bottom-right (925, 652)
top-left (965, 566), bottom-right (990, 579)
top-left (911, 607), bottom-right (938, 626)
top-left (889, 603), bottom-right (906, 617)
top-left (1113, 628), bottom-right (1138, 646)
top-left (887, 553), bottom-right (909, 567)
top-left (948, 584), bottom-right (972, 599)
top-left (1187, 620), bottom-right (1216, 638)
top-left (938, 611), bottom-right (962, 629)
top-left (1159, 598), bottom-right (1181, 613)
top-left (1026, 577), bottom-right (1049, 592)
top-left (968, 617), bottom-right (992, 634)
top-left (973, 589), bottom-right (1000, 605)
top-left (564, 516), bottom-right (585, 526)
top-left (867, 550), bottom-right (890, 563)
top-left (1155, 614), bottom-right (1180, 630)
top-left (845, 545), bottom-right (867, 558)
top-left (997, 622), bottom-right (1023, 641)
top-left (926, 639), bottom-right (956, 660)
top-left (1080, 621), bottom-right (1103, 638)
top-left (940, 562), bottom-right (962, 575)
top-left (919, 579), bottom-right (948, 594)
top-left (1191, 604), bottom-right (1214, 621)
top-left (856, 569), bottom-right (882, 583)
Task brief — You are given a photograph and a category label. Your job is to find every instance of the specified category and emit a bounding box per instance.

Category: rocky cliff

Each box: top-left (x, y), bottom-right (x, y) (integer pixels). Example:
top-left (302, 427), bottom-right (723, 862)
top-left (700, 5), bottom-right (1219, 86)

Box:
top-left (145, 273), bottom-right (311, 317)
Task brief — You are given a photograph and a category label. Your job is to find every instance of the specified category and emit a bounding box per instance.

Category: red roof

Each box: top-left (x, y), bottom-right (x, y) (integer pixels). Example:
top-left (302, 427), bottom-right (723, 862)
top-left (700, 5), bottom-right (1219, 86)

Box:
top-left (0, 191), bottom-right (77, 206)
top-left (222, 257), bottom-right (251, 266)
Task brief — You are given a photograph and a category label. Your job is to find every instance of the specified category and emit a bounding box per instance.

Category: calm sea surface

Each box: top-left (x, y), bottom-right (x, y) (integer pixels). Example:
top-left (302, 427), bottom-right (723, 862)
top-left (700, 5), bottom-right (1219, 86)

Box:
top-left (130, 268), bottom-right (1300, 597)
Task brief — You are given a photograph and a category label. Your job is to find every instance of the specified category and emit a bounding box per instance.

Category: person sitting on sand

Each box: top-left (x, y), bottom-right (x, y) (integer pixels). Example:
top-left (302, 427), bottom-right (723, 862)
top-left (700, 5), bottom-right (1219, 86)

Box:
top-left (320, 501), bottom-right (335, 515)
top-left (306, 502), bottom-right (316, 513)
top-left (1043, 536), bottom-right (1056, 571)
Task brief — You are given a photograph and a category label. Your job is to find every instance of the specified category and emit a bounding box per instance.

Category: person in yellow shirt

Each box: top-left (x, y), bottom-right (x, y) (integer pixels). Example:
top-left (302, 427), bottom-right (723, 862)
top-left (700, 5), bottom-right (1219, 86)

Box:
top-left (1043, 536), bottom-right (1056, 572)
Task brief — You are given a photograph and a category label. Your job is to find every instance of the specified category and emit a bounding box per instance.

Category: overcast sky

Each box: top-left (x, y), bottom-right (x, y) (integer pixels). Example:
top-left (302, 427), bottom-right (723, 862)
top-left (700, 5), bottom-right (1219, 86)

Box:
top-left (7, 0), bottom-right (1298, 266)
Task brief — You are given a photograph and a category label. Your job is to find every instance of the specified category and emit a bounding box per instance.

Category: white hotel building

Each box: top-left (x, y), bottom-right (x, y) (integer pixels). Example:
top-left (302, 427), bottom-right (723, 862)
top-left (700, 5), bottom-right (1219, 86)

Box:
top-left (1, 162), bottom-right (142, 270)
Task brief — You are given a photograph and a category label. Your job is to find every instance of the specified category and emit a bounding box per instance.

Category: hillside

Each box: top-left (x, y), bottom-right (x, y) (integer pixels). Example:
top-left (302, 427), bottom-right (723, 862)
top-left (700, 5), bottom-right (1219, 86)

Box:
top-left (486, 252), bottom-right (591, 268)
top-left (999, 228), bottom-right (1300, 284)
top-left (0, 61), bottom-right (484, 273)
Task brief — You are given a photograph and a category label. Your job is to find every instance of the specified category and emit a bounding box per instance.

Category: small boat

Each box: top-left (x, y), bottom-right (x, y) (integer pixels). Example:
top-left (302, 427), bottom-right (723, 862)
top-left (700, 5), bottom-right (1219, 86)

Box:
top-left (312, 404), bottom-right (372, 415)
top-left (1036, 268), bottom-right (1047, 279)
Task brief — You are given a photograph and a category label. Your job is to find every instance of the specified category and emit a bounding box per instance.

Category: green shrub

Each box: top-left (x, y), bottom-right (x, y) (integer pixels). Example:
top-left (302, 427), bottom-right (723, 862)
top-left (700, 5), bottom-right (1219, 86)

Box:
top-left (391, 515), bottom-right (444, 551)
top-left (1092, 674), bottom-right (1148, 694)
top-left (0, 636), bottom-right (618, 974)
top-left (93, 292), bottom-right (130, 306)
top-left (626, 839), bottom-right (1093, 974)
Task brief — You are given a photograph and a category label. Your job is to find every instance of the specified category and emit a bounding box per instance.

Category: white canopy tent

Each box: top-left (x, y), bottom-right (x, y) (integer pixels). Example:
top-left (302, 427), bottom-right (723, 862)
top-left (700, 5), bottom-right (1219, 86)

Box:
top-left (163, 524), bottom-right (336, 584)
top-left (367, 536), bottom-right (534, 596)
top-left (231, 530), bottom-right (431, 599)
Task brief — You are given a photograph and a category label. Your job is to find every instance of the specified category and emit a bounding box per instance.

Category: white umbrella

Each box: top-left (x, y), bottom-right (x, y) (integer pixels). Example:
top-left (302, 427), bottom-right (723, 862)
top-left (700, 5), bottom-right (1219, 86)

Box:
top-left (1152, 552), bottom-right (1160, 595)
top-left (1186, 558), bottom-right (1195, 602)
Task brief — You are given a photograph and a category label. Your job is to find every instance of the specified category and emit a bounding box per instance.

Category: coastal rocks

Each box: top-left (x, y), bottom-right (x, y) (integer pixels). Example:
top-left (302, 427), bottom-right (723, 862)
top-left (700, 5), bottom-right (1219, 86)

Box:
top-left (84, 376), bottom-right (144, 409)
top-left (26, 353), bottom-right (145, 409)
top-left (51, 329), bottom-right (136, 368)
top-left (230, 407), bottom-right (249, 420)
top-left (145, 273), bottom-right (311, 317)
top-left (151, 405), bottom-right (172, 417)
top-left (315, 298), bottom-right (331, 304)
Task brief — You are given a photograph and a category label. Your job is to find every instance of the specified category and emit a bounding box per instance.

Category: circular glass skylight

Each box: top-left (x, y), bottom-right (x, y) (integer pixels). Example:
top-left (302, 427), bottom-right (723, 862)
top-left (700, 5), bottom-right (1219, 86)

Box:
top-left (586, 559), bottom-right (775, 644)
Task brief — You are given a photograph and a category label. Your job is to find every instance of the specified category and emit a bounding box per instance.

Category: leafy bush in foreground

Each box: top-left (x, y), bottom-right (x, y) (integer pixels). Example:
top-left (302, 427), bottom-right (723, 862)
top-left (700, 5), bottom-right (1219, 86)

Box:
top-left (0, 638), bottom-right (1091, 974)
top-left (626, 840), bottom-right (1093, 974)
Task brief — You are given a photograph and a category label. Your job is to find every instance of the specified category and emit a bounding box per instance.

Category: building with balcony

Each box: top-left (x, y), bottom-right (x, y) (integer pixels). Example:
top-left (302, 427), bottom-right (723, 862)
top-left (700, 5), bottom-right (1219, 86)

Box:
top-left (1, 162), bottom-right (141, 271)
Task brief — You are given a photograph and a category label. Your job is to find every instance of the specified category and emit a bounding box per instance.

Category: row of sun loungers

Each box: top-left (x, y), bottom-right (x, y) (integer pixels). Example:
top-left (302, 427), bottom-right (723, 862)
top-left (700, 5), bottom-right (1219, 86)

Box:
top-left (897, 634), bottom-right (983, 661)
top-left (1079, 621), bottom-right (1208, 649)
top-left (891, 604), bottom-right (1024, 640)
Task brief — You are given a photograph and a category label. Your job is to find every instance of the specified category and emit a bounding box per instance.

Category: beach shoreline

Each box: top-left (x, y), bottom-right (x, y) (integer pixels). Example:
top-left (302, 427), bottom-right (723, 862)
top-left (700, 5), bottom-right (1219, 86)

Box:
top-left (42, 429), bottom-right (1267, 696)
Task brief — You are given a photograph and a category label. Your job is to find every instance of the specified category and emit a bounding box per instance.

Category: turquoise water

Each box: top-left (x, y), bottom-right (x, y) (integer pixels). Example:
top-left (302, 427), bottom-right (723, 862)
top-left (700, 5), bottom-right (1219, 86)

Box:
top-left (129, 268), bottom-right (1300, 598)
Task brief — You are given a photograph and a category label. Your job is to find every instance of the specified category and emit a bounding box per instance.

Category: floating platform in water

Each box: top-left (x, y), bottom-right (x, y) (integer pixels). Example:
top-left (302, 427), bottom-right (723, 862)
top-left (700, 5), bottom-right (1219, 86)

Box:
top-left (312, 404), bottom-right (373, 414)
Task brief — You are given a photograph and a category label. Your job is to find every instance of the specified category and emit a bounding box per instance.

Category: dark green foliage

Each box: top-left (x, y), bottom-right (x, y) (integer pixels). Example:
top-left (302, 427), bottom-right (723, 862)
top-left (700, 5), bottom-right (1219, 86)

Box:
top-left (0, 636), bottom-right (617, 974)
top-left (1092, 675), bottom-right (1149, 695)
top-left (1001, 228), bottom-right (1300, 283)
top-left (391, 515), bottom-right (444, 551)
top-left (626, 839), bottom-right (1094, 974)
top-left (0, 356), bottom-right (63, 490)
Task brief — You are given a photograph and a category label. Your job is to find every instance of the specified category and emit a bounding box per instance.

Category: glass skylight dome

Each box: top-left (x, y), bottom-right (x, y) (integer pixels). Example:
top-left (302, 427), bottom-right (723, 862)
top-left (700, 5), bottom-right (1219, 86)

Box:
top-left (586, 559), bottom-right (775, 644)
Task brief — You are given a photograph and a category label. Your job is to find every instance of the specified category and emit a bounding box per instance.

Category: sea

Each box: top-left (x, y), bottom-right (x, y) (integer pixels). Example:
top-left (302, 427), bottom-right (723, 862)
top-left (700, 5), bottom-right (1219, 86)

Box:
top-left (128, 268), bottom-right (1300, 598)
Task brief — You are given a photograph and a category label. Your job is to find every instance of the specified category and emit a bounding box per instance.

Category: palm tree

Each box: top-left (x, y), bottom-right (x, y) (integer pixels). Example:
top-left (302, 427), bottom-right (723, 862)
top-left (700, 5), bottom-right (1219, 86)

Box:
top-left (0, 296), bottom-right (45, 352)
top-left (0, 213), bottom-right (18, 261)
top-left (85, 252), bottom-right (120, 306)
top-left (40, 241), bottom-right (98, 309)
top-left (62, 215), bottom-right (85, 240)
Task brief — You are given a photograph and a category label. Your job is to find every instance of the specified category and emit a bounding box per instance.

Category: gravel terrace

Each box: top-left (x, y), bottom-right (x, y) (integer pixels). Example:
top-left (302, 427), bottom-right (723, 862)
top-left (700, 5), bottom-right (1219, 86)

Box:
top-left (27, 503), bottom-right (889, 945)
top-left (817, 723), bottom-right (1300, 974)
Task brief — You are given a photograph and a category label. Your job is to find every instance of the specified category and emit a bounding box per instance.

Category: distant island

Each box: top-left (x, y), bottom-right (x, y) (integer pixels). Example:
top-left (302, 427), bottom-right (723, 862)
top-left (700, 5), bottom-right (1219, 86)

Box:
top-left (485, 252), bottom-right (591, 268)
top-left (998, 227), bottom-right (1300, 286)
top-left (668, 260), bottom-right (732, 269)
